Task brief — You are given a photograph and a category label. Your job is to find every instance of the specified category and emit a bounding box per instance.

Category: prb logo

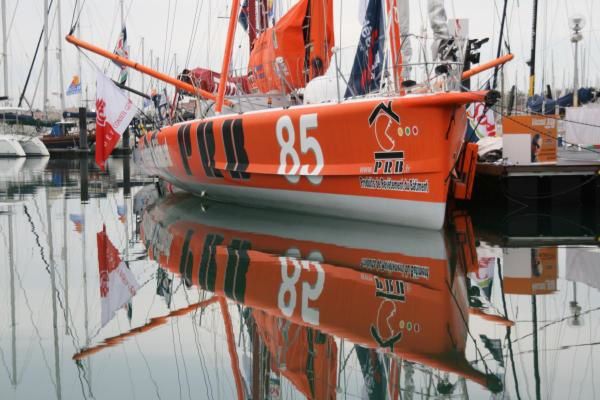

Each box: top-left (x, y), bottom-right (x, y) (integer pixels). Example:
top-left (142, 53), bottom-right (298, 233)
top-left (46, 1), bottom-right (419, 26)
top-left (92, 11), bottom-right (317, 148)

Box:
top-left (369, 101), bottom-right (400, 152)
top-left (373, 151), bottom-right (404, 175)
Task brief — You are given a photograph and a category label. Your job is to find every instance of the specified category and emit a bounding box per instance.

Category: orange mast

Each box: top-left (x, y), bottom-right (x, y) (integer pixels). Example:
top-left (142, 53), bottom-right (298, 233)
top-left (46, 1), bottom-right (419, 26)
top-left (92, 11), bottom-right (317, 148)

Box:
top-left (385, 0), bottom-right (402, 91)
top-left (215, 0), bottom-right (241, 114)
top-left (65, 34), bottom-right (232, 106)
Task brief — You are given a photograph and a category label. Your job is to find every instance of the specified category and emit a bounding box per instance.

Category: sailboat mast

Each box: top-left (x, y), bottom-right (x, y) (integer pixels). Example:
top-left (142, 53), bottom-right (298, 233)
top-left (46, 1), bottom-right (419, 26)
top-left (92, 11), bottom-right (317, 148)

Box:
top-left (215, 0), bottom-right (241, 114)
top-left (57, 0), bottom-right (66, 112)
top-left (1, 0), bottom-right (8, 98)
top-left (120, 0), bottom-right (124, 27)
top-left (493, 0), bottom-right (509, 89)
top-left (141, 37), bottom-right (145, 95)
top-left (76, 4), bottom-right (82, 107)
top-left (528, 0), bottom-right (539, 97)
top-left (43, 0), bottom-right (49, 114)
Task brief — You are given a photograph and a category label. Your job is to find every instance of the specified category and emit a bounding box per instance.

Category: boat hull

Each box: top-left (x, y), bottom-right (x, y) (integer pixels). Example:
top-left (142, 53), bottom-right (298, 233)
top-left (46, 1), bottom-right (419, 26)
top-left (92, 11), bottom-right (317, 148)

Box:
top-left (0, 136), bottom-right (26, 157)
top-left (17, 137), bottom-right (50, 156)
top-left (136, 92), bottom-right (485, 229)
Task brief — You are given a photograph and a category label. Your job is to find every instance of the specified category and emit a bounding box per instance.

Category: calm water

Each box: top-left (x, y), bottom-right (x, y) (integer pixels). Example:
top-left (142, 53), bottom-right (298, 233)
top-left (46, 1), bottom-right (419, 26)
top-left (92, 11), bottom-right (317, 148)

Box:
top-left (1, 157), bottom-right (599, 400)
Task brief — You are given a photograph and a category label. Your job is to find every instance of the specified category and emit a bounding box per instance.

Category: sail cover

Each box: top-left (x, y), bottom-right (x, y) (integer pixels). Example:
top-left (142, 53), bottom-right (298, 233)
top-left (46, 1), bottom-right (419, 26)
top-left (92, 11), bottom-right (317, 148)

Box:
top-left (247, 0), bottom-right (334, 94)
top-left (345, 0), bottom-right (386, 97)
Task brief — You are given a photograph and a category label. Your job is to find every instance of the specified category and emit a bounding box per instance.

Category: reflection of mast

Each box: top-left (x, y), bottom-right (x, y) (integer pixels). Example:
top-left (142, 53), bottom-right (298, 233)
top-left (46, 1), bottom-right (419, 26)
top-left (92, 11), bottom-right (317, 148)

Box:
top-left (46, 190), bottom-right (63, 400)
top-left (569, 282), bottom-right (582, 326)
top-left (219, 297), bottom-right (245, 400)
top-left (8, 209), bottom-right (17, 387)
top-left (63, 195), bottom-right (69, 334)
top-left (79, 158), bottom-right (91, 391)
top-left (497, 258), bottom-right (522, 400)
top-left (532, 295), bottom-right (541, 400)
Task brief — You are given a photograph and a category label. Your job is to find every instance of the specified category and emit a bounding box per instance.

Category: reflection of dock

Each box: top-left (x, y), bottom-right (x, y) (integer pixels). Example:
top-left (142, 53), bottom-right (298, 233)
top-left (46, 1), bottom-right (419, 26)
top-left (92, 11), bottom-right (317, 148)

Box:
top-left (0, 157), bottom-right (153, 201)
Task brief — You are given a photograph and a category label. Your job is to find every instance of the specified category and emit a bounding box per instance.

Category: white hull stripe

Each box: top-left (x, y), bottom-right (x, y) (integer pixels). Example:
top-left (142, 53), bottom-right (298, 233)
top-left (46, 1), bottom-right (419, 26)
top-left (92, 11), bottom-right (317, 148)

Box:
top-left (180, 181), bottom-right (447, 231)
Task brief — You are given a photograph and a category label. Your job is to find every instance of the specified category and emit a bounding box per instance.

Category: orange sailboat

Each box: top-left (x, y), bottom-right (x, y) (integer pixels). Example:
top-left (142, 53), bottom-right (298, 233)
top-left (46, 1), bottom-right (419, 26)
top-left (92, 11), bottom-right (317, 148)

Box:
top-left (66, 0), bottom-right (512, 229)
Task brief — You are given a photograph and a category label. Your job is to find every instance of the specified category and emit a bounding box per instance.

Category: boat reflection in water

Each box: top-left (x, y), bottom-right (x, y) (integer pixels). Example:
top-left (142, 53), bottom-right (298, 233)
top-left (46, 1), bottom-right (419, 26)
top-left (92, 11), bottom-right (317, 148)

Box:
top-left (129, 193), bottom-right (503, 397)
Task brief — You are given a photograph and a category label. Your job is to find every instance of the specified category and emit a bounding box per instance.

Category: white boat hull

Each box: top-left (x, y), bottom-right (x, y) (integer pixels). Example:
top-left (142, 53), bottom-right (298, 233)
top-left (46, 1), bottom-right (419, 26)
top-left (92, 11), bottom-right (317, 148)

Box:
top-left (17, 137), bottom-right (50, 156)
top-left (0, 136), bottom-right (26, 157)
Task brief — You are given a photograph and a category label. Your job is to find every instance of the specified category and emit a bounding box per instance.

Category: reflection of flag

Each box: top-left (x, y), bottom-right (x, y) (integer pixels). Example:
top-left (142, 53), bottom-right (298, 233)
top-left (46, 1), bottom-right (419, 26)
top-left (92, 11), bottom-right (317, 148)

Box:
top-left (69, 213), bottom-right (85, 233)
top-left (113, 26), bottom-right (129, 84)
top-left (480, 335), bottom-right (504, 367)
top-left (156, 267), bottom-right (172, 307)
top-left (117, 205), bottom-right (127, 224)
top-left (95, 71), bottom-right (137, 170)
top-left (66, 75), bottom-right (82, 96)
top-left (97, 225), bottom-right (140, 328)
top-left (345, 0), bottom-right (386, 97)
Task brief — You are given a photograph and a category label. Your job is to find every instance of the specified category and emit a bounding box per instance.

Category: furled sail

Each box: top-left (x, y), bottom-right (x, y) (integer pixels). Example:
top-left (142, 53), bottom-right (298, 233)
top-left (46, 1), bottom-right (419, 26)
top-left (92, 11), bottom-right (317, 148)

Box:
top-left (247, 0), bottom-right (334, 94)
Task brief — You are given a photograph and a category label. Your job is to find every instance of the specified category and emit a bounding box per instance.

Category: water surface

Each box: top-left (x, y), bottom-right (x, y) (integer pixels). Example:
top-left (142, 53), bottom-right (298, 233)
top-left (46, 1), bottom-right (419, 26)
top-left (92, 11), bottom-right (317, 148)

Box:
top-left (1, 158), bottom-right (599, 399)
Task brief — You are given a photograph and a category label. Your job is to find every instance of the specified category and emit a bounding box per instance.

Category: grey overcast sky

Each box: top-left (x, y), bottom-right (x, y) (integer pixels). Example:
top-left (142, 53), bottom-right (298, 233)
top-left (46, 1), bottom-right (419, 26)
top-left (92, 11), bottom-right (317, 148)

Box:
top-left (1, 0), bottom-right (598, 110)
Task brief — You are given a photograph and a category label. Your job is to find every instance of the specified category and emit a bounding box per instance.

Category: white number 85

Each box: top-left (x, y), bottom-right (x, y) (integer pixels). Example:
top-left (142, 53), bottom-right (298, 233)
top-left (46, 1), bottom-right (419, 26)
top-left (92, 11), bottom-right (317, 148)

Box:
top-left (276, 114), bottom-right (324, 185)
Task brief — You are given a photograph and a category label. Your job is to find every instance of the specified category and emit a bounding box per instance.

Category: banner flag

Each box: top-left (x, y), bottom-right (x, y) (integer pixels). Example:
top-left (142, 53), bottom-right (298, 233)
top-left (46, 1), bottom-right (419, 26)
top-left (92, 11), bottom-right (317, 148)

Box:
top-left (95, 71), bottom-right (137, 170)
top-left (113, 26), bottom-right (129, 84)
top-left (345, 0), bottom-right (386, 97)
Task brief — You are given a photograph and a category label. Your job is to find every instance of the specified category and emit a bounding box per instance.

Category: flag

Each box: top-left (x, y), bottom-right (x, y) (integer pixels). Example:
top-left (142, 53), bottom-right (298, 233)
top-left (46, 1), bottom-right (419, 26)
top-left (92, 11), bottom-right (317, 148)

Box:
top-left (466, 103), bottom-right (496, 142)
top-left (97, 225), bottom-right (140, 328)
top-left (95, 71), bottom-right (137, 170)
top-left (66, 75), bottom-right (82, 96)
top-left (113, 26), bottom-right (129, 85)
top-left (239, 0), bottom-right (249, 31)
top-left (69, 213), bottom-right (84, 233)
top-left (117, 205), bottom-right (127, 224)
top-left (345, 0), bottom-right (386, 98)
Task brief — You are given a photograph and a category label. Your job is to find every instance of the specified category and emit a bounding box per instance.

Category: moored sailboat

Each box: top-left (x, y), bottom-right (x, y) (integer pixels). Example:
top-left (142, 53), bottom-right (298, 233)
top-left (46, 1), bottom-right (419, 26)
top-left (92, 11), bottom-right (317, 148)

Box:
top-left (67, 0), bottom-right (511, 230)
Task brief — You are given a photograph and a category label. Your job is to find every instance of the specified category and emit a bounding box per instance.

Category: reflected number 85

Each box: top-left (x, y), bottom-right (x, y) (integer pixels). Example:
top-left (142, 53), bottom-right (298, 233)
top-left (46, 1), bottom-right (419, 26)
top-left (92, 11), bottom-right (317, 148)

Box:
top-left (276, 114), bottom-right (324, 185)
top-left (277, 257), bottom-right (325, 326)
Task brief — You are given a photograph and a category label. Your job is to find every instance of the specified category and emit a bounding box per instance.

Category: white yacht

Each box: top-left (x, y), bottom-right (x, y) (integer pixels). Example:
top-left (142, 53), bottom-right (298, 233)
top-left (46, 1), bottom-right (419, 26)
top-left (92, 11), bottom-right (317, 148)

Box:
top-left (0, 136), bottom-right (26, 157)
top-left (0, 107), bottom-right (50, 156)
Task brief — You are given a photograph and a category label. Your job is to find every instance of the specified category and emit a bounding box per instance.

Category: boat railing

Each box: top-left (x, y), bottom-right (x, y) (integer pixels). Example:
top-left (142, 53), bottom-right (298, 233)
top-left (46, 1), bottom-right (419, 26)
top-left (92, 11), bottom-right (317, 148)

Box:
top-left (223, 35), bottom-right (467, 105)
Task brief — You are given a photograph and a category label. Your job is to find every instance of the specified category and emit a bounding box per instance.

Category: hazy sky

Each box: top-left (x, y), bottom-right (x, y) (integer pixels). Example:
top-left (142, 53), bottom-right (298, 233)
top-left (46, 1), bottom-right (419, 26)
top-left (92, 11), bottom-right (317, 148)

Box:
top-left (1, 0), bottom-right (598, 110)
